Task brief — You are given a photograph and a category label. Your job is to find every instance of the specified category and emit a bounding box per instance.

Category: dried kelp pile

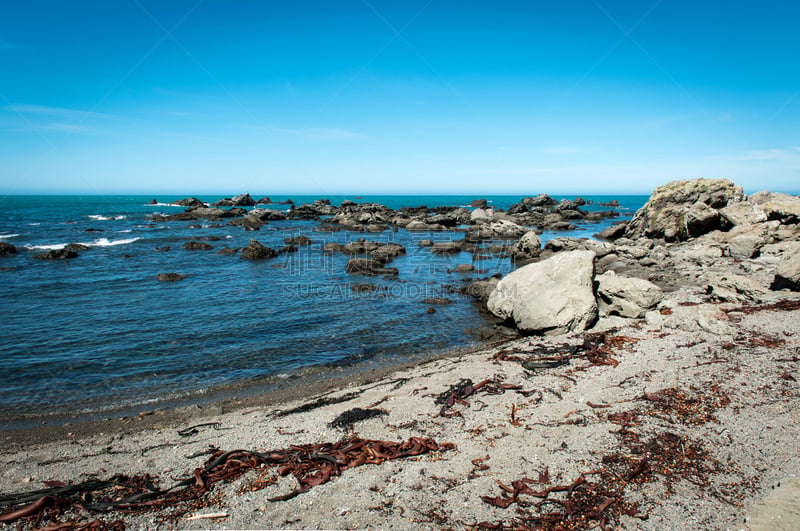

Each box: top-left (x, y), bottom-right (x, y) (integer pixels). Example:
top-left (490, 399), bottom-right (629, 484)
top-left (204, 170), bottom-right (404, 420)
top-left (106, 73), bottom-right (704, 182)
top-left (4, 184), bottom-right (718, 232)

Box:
top-left (474, 383), bottom-right (734, 530)
top-left (0, 436), bottom-right (454, 530)
top-left (435, 377), bottom-right (537, 417)
top-left (493, 332), bottom-right (640, 371)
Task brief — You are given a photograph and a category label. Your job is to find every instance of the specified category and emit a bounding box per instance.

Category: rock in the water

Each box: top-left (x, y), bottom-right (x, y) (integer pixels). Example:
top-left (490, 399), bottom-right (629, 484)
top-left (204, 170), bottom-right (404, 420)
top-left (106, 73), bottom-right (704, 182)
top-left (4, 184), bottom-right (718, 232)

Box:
top-left (173, 197), bottom-right (205, 207)
top-left (345, 258), bottom-right (399, 276)
top-left (422, 297), bottom-right (452, 305)
top-left (471, 199), bottom-right (488, 208)
top-left (183, 241), bottom-right (213, 250)
top-left (487, 250), bottom-right (598, 335)
top-left (33, 248), bottom-right (78, 260)
top-left (596, 270), bottom-right (663, 318)
top-left (771, 242), bottom-right (800, 291)
top-left (351, 283), bottom-right (377, 293)
top-left (371, 243), bottom-right (406, 262)
top-left (231, 193), bottom-right (256, 206)
top-left (0, 242), bottom-right (18, 255)
top-left (240, 239), bottom-right (278, 260)
top-left (454, 263), bottom-right (474, 272)
top-left (284, 235), bottom-right (312, 246)
top-left (469, 219), bottom-right (526, 240)
top-left (625, 178), bottom-right (744, 241)
top-left (510, 231), bottom-right (541, 262)
top-left (156, 273), bottom-right (185, 281)
top-left (431, 241), bottom-right (461, 254)
top-left (462, 277), bottom-right (500, 303)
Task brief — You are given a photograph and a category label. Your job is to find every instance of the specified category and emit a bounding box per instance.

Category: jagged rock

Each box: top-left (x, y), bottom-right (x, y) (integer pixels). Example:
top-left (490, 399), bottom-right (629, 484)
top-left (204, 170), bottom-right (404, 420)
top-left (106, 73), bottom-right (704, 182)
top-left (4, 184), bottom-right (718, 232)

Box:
top-left (231, 193), bottom-right (256, 206)
top-left (211, 198), bottom-right (234, 207)
top-left (344, 240), bottom-right (382, 254)
top-left (625, 178), bottom-right (744, 241)
top-left (284, 235), bottom-right (312, 246)
top-left (703, 272), bottom-right (766, 302)
top-left (217, 247), bottom-right (238, 254)
top-left (345, 258), bottom-right (398, 276)
top-left (64, 244), bottom-right (89, 252)
top-left (248, 209), bottom-right (288, 221)
top-left (240, 239), bottom-right (278, 260)
top-left (684, 202), bottom-right (722, 238)
top-left (468, 219), bottom-right (526, 240)
top-left (323, 242), bottom-right (345, 253)
top-left (173, 197), bottom-right (205, 207)
top-left (33, 248), bottom-right (78, 260)
top-left (596, 270), bottom-right (663, 318)
top-left (510, 231), bottom-right (541, 262)
top-left (719, 202), bottom-right (767, 226)
top-left (750, 191), bottom-right (800, 224)
top-left (771, 242), bottom-right (800, 291)
top-left (256, 196), bottom-right (272, 204)
top-left (156, 273), bottom-right (185, 281)
top-left (371, 243), bottom-right (406, 262)
top-left (148, 199), bottom-right (158, 205)
top-left (405, 220), bottom-right (445, 231)
top-left (470, 208), bottom-right (493, 223)
top-left (183, 241), bottom-right (213, 250)
top-left (471, 199), bottom-right (488, 208)
top-left (487, 250), bottom-right (597, 335)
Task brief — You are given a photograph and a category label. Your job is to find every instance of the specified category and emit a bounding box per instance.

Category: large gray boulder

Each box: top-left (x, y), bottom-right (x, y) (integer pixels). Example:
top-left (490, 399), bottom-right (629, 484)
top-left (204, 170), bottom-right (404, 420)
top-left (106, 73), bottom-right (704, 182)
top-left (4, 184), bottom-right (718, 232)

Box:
top-left (596, 270), bottom-right (663, 318)
top-left (771, 242), bottom-right (800, 291)
top-left (487, 250), bottom-right (597, 335)
top-left (468, 219), bottom-right (526, 240)
top-left (625, 178), bottom-right (744, 241)
top-left (345, 258), bottom-right (399, 276)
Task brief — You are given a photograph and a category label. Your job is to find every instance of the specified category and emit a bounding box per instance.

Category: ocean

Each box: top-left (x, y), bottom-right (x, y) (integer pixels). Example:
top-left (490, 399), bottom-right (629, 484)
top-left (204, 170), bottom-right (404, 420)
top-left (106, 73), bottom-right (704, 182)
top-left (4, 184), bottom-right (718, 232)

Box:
top-left (0, 194), bottom-right (647, 428)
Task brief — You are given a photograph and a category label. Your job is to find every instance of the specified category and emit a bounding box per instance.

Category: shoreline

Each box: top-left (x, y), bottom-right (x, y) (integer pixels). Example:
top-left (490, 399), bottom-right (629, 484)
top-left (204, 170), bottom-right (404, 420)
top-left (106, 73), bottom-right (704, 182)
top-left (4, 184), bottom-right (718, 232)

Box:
top-left (1, 335), bottom-right (513, 448)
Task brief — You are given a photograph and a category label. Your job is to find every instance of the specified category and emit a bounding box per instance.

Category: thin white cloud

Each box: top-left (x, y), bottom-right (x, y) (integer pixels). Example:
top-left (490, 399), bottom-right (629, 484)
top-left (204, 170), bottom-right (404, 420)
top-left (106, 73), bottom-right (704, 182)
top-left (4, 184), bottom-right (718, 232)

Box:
top-left (2, 103), bottom-right (120, 121)
top-left (739, 148), bottom-right (800, 161)
top-left (264, 127), bottom-right (366, 140)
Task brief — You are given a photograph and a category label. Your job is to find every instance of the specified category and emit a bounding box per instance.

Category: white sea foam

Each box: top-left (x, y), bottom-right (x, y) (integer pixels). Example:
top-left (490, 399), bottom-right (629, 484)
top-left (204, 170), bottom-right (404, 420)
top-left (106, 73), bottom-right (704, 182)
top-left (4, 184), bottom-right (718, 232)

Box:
top-left (145, 202), bottom-right (184, 207)
top-left (0, 233), bottom-right (19, 240)
top-left (26, 237), bottom-right (141, 251)
top-left (27, 223), bottom-right (40, 226)
top-left (117, 229), bottom-right (132, 233)
top-left (88, 237), bottom-right (141, 247)
top-left (88, 215), bottom-right (127, 221)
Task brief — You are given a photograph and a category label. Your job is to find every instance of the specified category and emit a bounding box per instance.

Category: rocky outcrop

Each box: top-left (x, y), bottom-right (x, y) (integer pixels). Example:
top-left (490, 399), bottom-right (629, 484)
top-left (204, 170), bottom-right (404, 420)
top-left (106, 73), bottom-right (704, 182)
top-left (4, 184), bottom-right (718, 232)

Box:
top-left (749, 191), bottom-right (800, 224)
top-left (463, 277), bottom-right (500, 303)
top-left (345, 258), bottom-right (399, 276)
top-left (468, 220), bottom-right (526, 240)
top-left (594, 223), bottom-right (627, 241)
top-left (771, 242), bottom-right (800, 291)
top-left (487, 250), bottom-right (597, 335)
top-left (173, 197), bottom-right (205, 207)
top-left (596, 270), bottom-right (663, 318)
top-left (0, 242), bottom-right (17, 255)
top-left (240, 239), bottom-right (278, 260)
top-left (625, 178), bottom-right (744, 241)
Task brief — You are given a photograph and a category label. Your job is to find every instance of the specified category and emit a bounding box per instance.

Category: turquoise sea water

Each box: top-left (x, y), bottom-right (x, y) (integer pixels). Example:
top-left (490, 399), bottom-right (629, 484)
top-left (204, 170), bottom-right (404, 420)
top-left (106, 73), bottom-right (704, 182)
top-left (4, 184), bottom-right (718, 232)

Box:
top-left (0, 194), bottom-right (646, 428)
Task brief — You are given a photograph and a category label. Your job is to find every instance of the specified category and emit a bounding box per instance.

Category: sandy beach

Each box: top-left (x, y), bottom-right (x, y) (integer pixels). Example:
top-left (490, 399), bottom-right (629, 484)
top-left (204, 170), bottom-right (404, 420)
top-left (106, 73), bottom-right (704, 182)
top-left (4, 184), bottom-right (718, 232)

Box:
top-left (2, 289), bottom-right (799, 529)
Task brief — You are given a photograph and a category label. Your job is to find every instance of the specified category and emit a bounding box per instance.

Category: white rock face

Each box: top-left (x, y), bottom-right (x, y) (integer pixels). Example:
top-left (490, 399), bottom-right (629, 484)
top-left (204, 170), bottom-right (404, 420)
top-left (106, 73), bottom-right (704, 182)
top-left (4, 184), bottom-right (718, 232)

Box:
top-left (487, 250), bottom-right (597, 335)
top-left (596, 271), bottom-right (663, 318)
top-left (510, 230), bottom-right (541, 261)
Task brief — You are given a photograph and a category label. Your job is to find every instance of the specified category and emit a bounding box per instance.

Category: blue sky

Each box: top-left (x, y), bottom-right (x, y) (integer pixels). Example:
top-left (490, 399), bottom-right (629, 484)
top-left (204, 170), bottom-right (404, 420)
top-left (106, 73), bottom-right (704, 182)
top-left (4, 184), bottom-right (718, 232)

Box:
top-left (1, 0), bottom-right (799, 194)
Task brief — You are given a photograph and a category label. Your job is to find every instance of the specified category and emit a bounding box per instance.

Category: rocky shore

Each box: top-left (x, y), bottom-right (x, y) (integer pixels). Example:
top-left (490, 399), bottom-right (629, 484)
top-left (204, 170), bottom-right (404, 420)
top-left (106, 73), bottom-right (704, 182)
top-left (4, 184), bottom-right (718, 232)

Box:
top-left (2, 178), bottom-right (799, 530)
